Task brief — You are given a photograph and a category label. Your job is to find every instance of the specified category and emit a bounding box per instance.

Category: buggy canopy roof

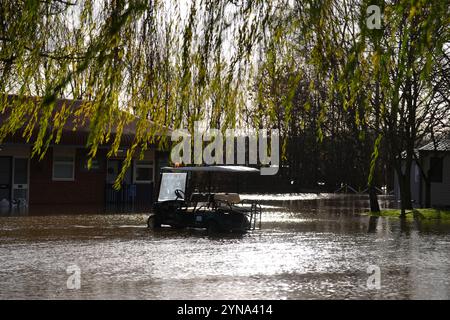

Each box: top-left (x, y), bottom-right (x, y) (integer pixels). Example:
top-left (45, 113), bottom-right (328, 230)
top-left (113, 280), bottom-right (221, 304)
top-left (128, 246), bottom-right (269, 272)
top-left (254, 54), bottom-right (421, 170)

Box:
top-left (161, 165), bottom-right (260, 173)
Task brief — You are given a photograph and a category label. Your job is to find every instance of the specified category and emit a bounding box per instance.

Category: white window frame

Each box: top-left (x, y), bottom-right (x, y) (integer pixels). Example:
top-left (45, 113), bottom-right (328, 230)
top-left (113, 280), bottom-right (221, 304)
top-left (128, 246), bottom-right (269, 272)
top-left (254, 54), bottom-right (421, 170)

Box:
top-left (133, 160), bottom-right (154, 184)
top-left (52, 148), bottom-right (75, 181)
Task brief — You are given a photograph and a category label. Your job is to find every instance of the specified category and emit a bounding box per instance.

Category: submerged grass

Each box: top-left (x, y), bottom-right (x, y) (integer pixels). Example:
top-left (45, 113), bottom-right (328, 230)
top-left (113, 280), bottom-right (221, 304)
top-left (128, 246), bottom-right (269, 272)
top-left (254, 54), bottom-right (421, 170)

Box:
top-left (366, 208), bottom-right (450, 221)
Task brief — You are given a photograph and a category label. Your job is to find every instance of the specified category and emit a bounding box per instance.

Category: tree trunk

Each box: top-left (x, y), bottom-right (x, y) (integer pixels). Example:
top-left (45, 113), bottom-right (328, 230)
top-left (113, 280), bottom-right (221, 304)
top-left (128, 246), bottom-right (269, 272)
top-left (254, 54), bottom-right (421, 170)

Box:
top-left (369, 185), bottom-right (380, 212)
top-left (399, 173), bottom-right (413, 216)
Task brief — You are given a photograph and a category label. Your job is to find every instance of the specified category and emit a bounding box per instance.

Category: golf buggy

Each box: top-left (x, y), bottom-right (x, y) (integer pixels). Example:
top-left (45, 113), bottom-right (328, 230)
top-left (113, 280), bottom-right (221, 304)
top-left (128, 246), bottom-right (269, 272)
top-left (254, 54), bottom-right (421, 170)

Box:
top-left (147, 166), bottom-right (262, 234)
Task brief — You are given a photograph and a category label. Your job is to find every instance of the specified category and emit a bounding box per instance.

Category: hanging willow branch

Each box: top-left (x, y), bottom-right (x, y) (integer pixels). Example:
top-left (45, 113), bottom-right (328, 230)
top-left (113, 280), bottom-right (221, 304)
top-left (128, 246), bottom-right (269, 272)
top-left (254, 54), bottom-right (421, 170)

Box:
top-left (0, 0), bottom-right (274, 186)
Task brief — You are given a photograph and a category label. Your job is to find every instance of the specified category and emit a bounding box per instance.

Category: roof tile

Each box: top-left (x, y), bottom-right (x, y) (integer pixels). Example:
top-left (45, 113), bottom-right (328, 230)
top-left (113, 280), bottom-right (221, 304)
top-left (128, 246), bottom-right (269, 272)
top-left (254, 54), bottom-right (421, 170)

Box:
top-left (419, 139), bottom-right (450, 152)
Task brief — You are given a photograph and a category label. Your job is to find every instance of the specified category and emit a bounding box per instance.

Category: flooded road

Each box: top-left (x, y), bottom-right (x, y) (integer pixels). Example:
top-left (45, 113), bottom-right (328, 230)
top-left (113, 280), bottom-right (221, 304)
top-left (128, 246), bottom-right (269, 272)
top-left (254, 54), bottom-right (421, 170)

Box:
top-left (0, 194), bottom-right (449, 299)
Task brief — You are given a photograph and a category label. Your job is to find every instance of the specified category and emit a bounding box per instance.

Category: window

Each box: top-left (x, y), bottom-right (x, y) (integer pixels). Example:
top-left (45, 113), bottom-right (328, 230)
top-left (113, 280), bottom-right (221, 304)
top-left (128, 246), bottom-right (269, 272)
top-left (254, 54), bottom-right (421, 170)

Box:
top-left (429, 157), bottom-right (443, 183)
top-left (53, 149), bottom-right (75, 181)
top-left (158, 173), bottom-right (187, 202)
top-left (133, 160), bottom-right (153, 183)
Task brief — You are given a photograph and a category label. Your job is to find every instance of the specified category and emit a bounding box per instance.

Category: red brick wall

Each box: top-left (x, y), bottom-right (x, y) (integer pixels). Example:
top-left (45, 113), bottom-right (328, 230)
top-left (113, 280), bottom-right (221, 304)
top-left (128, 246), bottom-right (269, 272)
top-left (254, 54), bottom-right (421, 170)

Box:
top-left (29, 147), bottom-right (107, 205)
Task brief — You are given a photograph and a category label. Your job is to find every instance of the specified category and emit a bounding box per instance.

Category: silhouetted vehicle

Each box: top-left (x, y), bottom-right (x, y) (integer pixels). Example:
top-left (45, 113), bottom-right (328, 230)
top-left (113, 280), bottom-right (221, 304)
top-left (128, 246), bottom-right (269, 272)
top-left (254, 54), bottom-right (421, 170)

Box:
top-left (148, 166), bottom-right (262, 234)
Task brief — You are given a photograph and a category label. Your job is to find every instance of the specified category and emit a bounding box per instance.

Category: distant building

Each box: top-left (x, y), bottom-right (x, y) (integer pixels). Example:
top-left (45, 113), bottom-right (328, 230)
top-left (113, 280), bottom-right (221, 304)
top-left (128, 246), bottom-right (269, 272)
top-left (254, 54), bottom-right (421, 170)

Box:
top-left (0, 96), bottom-right (170, 212)
top-left (394, 139), bottom-right (450, 208)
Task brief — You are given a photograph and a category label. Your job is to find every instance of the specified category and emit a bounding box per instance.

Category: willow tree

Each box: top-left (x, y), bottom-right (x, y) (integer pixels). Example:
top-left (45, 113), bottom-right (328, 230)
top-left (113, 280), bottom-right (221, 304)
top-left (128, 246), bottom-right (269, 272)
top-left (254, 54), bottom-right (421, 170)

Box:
top-left (250, 0), bottom-right (449, 212)
top-left (357, 0), bottom-right (450, 214)
top-left (0, 0), bottom-right (272, 186)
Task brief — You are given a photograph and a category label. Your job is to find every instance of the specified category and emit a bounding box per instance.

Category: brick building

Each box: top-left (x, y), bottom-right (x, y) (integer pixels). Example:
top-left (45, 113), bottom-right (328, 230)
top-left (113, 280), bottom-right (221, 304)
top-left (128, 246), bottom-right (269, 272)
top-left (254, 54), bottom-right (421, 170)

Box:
top-left (0, 96), bottom-right (169, 212)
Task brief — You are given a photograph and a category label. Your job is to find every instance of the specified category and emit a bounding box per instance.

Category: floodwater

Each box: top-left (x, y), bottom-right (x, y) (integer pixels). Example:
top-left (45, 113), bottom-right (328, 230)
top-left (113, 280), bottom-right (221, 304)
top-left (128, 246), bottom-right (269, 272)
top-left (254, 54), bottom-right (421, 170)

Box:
top-left (0, 194), bottom-right (449, 300)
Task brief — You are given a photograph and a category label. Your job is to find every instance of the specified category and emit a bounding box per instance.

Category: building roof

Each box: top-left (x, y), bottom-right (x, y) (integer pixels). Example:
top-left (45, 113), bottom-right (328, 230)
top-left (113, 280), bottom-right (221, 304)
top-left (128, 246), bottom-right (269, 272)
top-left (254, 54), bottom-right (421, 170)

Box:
top-left (162, 165), bottom-right (260, 173)
top-left (1, 95), bottom-right (170, 147)
top-left (418, 139), bottom-right (450, 152)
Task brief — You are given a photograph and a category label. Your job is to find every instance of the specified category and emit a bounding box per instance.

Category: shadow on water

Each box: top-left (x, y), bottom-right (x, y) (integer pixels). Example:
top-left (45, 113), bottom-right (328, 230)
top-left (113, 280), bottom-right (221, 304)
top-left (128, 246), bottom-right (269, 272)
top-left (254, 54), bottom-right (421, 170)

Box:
top-left (367, 216), bottom-right (379, 233)
top-left (150, 227), bottom-right (247, 240)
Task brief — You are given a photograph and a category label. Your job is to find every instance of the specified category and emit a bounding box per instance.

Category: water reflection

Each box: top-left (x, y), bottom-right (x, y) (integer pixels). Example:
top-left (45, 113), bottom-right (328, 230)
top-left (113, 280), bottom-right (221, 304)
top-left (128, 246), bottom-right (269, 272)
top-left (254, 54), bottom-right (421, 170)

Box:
top-left (0, 203), bottom-right (152, 217)
top-left (0, 194), bottom-right (449, 299)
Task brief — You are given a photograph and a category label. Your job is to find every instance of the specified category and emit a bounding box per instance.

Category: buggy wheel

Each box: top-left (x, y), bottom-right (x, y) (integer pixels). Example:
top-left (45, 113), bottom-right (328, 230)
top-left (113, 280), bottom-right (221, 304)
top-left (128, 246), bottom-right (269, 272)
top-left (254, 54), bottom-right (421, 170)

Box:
top-left (147, 214), bottom-right (161, 229)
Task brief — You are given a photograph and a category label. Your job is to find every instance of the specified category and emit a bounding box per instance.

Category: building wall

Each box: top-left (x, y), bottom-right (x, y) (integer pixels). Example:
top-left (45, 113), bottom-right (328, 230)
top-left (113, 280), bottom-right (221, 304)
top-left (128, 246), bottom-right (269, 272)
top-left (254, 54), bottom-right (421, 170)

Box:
top-left (394, 161), bottom-right (421, 207)
top-left (1, 138), bottom-right (159, 207)
top-left (421, 153), bottom-right (450, 207)
top-left (0, 145), bottom-right (31, 158)
top-left (411, 162), bottom-right (421, 205)
top-left (29, 147), bottom-right (107, 205)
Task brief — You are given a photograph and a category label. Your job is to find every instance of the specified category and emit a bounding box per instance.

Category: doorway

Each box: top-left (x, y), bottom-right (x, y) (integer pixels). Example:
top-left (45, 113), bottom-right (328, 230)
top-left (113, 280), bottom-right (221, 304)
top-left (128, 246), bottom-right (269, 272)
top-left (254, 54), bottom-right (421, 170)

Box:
top-left (13, 158), bottom-right (29, 204)
top-left (0, 157), bottom-right (12, 203)
top-left (106, 159), bottom-right (133, 205)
